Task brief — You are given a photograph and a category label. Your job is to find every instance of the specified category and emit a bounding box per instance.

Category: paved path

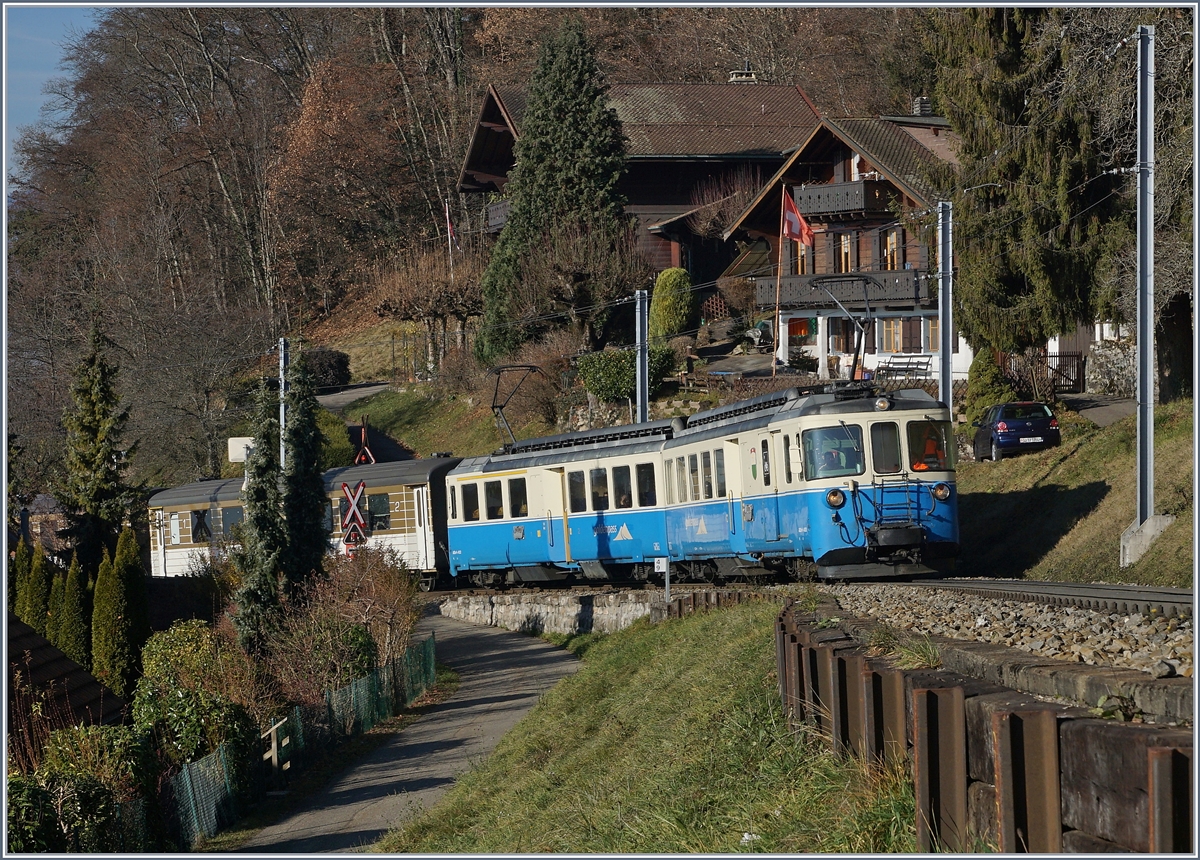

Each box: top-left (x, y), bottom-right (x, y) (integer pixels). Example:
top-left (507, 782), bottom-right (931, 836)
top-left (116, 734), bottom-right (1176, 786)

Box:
top-left (315, 382), bottom-right (391, 412)
top-left (1058, 392), bottom-right (1136, 428)
top-left (239, 611), bottom-right (579, 853)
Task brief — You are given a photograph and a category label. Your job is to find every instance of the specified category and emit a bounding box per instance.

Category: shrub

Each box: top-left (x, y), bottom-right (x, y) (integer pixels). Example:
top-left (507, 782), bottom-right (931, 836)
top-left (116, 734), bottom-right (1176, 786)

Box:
top-left (317, 408), bottom-right (355, 471)
top-left (41, 771), bottom-right (121, 852)
top-left (575, 347), bottom-right (675, 403)
top-left (962, 347), bottom-right (1019, 425)
top-left (717, 276), bottom-right (758, 320)
top-left (648, 267), bottom-right (693, 341)
top-left (41, 724), bottom-right (157, 804)
top-left (7, 774), bottom-right (61, 853)
top-left (305, 348), bottom-right (352, 389)
top-left (506, 329), bottom-right (580, 426)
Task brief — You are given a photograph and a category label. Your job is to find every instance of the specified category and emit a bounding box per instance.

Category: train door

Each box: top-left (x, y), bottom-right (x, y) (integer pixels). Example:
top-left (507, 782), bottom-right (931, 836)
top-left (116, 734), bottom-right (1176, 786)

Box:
top-left (544, 468), bottom-right (571, 565)
top-left (722, 439), bottom-right (748, 555)
top-left (152, 510), bottom-right (166, 577)
top-left (413, 485), bottom-right (431, 570)
top-left (766, 430), bottom-right (783, 541)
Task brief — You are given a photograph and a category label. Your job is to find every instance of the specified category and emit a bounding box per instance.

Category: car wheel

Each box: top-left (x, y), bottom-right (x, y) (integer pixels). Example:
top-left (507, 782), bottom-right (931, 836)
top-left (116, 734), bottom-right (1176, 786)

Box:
top-left (991, 440), bottom-right (1003, 462)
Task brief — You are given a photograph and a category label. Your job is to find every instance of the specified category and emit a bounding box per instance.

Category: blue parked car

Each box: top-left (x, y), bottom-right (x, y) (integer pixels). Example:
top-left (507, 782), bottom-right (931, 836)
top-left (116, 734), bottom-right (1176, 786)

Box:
top-left (972, 401), bottom-right (1061, 461)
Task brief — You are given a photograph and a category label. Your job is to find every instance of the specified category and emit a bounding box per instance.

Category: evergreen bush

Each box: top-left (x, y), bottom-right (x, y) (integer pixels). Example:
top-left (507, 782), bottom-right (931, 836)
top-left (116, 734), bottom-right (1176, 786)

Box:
top-left (21, 546), bottom-right (51, 637)
top-left (281, 354), bottom-right (329, 597)
top-left (58, 554), bottom-right (90, 669)
top-left (90, 548), bottom-right (133, 697)
top-left (6, 774), bottom-right (61, 853)
top-left (46, 571), bottom-right (64, 648)
top-left (9, 537), bottom-right (30, 614)
top-left (575, 347), bottom-right (675, 403)
top-left (648, 268), bottom-right (694, 341)
top-left (962, 347), bottom-right (1020, 425)
top-left (305, 348), bottom-right (352, 388)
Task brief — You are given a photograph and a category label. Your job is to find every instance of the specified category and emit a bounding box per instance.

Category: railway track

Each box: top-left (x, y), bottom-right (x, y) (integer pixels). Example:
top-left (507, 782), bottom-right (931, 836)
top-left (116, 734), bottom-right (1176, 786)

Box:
top-left (907, 578), bottom-right (1194, 618)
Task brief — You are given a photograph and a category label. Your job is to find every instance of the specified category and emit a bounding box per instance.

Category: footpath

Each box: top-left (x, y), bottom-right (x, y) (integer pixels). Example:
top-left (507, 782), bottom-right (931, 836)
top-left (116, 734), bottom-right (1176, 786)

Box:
top-left (238, 608), bottom-right (579, 853)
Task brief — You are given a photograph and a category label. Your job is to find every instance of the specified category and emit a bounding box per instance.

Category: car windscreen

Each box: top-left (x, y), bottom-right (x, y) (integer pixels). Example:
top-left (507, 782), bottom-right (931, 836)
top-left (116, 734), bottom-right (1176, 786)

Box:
top-left (1000, 404), bottom-right (1052, 420)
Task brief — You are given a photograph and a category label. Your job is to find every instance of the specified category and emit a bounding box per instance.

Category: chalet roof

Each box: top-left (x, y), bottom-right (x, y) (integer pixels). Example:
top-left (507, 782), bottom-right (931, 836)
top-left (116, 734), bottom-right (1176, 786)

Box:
top-left (459, 82), bottom-right (820, 193)
top-left (8, 613), bottom-right (126, 727)
top-left (722, 116), bottom-right (960, 240)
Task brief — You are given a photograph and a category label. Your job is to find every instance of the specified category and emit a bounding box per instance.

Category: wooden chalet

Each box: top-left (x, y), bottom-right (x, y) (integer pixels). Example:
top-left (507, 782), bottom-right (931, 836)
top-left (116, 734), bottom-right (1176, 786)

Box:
top-left (457, 76), bottom-right (821, 288)
top-left (723, 104), bottom-right (972, 380)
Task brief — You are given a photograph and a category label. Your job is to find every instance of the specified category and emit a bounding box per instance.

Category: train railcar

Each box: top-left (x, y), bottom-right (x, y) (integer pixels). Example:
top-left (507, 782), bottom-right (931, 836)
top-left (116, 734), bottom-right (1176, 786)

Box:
top-left (324, 457), bottom-right (461, 590)
top-left (444, 420), bottom-right (678, 587)
top-left (148, 477), bottom-right (248, 577)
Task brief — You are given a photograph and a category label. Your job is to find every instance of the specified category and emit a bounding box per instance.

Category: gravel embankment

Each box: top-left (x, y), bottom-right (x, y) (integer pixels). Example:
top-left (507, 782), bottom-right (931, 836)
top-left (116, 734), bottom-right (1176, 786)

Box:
top-left (822, 583), bottom-right (1194, 679)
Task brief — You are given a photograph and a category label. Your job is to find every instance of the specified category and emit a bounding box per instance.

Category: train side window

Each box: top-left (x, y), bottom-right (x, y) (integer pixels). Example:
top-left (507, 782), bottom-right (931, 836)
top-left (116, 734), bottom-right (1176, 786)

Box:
top-left (636, 463), bottom-right (656, 506)
top-left (675, 456), bottom-right (688, 503)
top-left (191, 510), bottom-right (212, 543)
top-left (222, 505), bottom-right (244, 535)
top-left (368, 493), bottom-right (391, 530)
top-left (871, 423), bottom-right (902, 474)
top-left (688, 454), bottom-right (701, 500)
top-left (590, 468), bottom-right (610, 511)
top-left (463, 483), bottom-right (480, 521)
top-left (321, 502), bottom-right (333, 535)
top-left (484, 481), bottom-right (504, 519)
top-left (568, 471), bottom-right (587, 513)
top-left (449, 486), bottom-right (457, 520)
top-left (508, 478), bottom-right (528, 517)
top-left (664, 459), bottom-right (675, 504)
top-left (612, 466), bottom-right (633, 509)
top-left (714, 450), bottom-right (727, 497)
top-left (783, 435), bottom-right (794, 483)
top-left (701, 452), bottom-right (714, 499)
top-left (761, 438), bottom-right (772, 487)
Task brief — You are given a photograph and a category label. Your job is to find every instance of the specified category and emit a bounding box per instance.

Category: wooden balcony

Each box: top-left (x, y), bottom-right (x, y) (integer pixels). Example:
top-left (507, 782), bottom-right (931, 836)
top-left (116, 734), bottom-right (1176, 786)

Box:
top-left (794, 180), bottom-right (895, 216)
top-left (755, 269), bottom-right (930, 309)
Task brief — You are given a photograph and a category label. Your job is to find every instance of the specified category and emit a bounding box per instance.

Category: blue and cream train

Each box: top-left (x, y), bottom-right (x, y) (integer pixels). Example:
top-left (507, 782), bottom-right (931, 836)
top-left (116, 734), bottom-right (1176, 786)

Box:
top-left (147, 384), bottom-right (958, 588)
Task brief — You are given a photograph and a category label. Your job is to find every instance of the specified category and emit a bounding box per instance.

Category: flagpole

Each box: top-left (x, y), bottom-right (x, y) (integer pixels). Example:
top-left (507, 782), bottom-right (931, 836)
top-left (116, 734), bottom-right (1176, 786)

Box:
top-left (445, 199), bottom-right (455, 276)
top-left (773, 185), bottom-right (785, 379)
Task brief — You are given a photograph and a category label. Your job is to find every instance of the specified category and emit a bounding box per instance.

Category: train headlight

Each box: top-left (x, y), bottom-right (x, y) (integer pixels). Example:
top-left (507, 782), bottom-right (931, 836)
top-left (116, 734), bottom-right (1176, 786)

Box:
top-left (826, 488), bottom-right (846, 509)
top-left (874, 397), bottom-right (891, 410)
top-left (931, 482), bottom-right (951, 502)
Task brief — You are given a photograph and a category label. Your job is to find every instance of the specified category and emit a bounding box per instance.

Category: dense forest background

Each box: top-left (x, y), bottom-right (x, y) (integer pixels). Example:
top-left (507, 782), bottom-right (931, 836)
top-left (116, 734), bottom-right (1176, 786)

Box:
top-left (6, 7), bottom-right (1192, 494)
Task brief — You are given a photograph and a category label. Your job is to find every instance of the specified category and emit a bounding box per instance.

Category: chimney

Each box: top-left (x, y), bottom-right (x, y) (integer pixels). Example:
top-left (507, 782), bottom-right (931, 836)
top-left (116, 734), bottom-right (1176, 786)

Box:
top-left (729, 60), bottom-right (758, 84)
top-left (912, 96), bottom-right (933, 116)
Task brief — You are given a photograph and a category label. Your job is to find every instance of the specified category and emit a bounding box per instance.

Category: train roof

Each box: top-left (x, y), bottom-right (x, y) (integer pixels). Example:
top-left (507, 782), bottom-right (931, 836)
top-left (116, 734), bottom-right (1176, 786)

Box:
top-left (149, 477), bottom-right (245, 507)
top-left (499, 418), bottom-right (680, 455)
top-left (324, 457), bottom-right (462, 489)
top-left (780, 386), bottom-right (946, 417)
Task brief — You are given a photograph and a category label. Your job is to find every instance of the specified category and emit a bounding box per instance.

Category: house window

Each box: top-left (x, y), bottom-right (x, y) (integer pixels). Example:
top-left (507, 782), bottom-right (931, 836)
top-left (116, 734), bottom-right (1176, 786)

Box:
top-left (884, 229), bottom-right (900, 270)
top-left (788, 317), bottom-right (816, 347)
top-left (882, 319), bottom-right (903, 353)
top-left (836, 234), bottom-right (853, 273)
top-left (927, 317), bottom-right (939, 351)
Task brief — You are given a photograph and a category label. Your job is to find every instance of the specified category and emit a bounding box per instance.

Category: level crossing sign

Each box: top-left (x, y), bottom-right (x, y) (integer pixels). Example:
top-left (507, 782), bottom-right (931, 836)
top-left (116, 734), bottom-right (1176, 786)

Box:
top-left (341, 480), bottom-right (367, 554)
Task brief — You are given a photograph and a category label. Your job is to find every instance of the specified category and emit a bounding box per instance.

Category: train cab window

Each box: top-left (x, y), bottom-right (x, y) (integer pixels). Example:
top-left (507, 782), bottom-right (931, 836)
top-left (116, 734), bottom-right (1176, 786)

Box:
top-left (368, 493), bottom-right (391, 530)
top-left (568, 471), bottom-right (587, 513)
top-left (688, 454), bottom-right (701, 500)
top-left (636, 463), bottom-right (656, 506)
top-left (191, 510), bottom-right (212, 543)
top-left (676, 456), bottom-right (688, 502)
top-left (701, 452), bottom-right (714, 499)
top-left (449, 486), bottom-right (457, 520)
top-left (612, 466), bottom-right (633, 509)
top-left (590, 468), bottom-right (610, 511)
top-left (508, 478), bottom-right (528, 517)
top-left (222, 505), bottom-right (244, 535)
top-left (871, 423), bottom-right (903, 474)
top-left (907, 420), bottom-right (956, 472)
top-left (463, 483), bottom-right (481, 521)
top-left (484, 481), bottom-right (504, 519)
top-left (803, 425), bottom-right (866, 478)
top-left (664, 459), bottom-right (675, 504)
top-left (783, 436), bottom-right (794, 483)
top-left (761, 438), bottom-right (772, 487)
top-left (714, 450), bottom-right (727, 497)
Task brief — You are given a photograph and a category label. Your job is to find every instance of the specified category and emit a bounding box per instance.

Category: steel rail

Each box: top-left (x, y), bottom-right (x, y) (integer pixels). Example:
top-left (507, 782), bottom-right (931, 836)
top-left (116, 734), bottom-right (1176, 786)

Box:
top-left (908, 578), bottom-right (1194, 618)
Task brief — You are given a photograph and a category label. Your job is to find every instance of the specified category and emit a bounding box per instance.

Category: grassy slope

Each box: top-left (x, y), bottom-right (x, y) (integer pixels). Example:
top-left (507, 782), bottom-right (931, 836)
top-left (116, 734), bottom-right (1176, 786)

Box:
top-left (374, 602), bottom-right (915, 854)
top-left (955, 398), bottom-right (1193, 587)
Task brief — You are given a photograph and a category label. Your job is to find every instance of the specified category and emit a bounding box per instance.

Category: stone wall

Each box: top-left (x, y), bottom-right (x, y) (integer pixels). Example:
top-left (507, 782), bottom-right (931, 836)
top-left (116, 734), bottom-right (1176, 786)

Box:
top-left (438, 591), bottom-right (656, 635)
top-left (1086, 339), bottom-right (1138, 397)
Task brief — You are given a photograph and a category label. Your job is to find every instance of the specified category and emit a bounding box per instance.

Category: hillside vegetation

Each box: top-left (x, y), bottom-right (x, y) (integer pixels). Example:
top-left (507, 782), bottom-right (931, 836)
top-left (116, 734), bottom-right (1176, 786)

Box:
top-left (955, 398), bottom-right (1193, 588)
top-left (374, 601), bottom-right (916, 853)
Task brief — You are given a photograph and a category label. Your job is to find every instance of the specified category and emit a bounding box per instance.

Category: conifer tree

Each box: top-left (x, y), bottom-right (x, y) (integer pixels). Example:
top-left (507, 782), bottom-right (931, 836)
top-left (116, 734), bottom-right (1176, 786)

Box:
top-left (58, 326), bottom-right (135, 580)
top-left (58, 553), bottom-right (90, 669)
top-left (10, 537), bottom-right (31, 616)
top-left (280, 352), bottom-right (328, 598)
top-left (475, 17), bottom-right (628, 363)
top-left (648, 268), bottom-right (694, 342)
top-left (46, 571), bottom-right (64, 647)
top-left (20, 546), bottom-right (51, 637)
top-left (91, 547), bottom-right (134, 697)
top-left (231, 383), bottom-right (286, 653)
top-left (114, 528), bottom-right (151, 662)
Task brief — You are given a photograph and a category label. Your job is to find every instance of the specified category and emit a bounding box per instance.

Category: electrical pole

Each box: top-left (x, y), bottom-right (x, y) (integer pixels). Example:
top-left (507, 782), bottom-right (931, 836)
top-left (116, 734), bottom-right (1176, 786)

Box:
top-left (278, 337), bottom-right (288, 471)
top-left (937, 202), bottom-right (953, 409)
top-left (635, 289), bottom-right (649, 423)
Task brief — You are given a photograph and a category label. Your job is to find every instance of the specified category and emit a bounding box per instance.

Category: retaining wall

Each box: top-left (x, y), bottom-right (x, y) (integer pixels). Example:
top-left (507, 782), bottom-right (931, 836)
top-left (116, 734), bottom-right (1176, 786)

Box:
top-left (438, 590), bottom-right (656, 635)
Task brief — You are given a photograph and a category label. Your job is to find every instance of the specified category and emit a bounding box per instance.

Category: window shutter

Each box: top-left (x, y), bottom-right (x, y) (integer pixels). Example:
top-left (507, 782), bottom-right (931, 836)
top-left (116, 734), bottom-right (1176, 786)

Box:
top-left (825, 232), bottom-right (836, 274)
top-left (865, 320), bottom-right (876, 354)
top-left (902, 318), bottom-right (921, 353)
top-left (851, 230), bottom-right (860, 271)
top-left (870, 229), bottom-right (881, 271)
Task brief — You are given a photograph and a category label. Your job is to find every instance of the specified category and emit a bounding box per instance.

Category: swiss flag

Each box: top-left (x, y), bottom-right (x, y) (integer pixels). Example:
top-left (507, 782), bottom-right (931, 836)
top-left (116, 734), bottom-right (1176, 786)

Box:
top-left (782, 189), bottom-right (814, 247)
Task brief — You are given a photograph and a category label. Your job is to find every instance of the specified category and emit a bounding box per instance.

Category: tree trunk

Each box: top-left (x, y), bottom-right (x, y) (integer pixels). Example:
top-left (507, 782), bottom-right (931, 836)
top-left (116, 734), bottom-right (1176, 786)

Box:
top-left (1156, 292), bottom-right (1193, 403)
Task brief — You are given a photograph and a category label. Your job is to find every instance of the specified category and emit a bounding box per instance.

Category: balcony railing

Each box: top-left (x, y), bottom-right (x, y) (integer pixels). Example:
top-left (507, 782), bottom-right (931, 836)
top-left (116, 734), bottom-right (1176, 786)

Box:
top-left (794, 180), bottom-right (895, 216)
top-left (755, 269), bottom-right (930, 309)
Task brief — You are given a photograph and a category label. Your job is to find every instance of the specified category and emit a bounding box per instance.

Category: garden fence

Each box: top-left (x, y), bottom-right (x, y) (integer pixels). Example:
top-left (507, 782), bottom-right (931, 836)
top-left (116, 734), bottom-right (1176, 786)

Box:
top-left (166, 632), bottom-right (437, 848)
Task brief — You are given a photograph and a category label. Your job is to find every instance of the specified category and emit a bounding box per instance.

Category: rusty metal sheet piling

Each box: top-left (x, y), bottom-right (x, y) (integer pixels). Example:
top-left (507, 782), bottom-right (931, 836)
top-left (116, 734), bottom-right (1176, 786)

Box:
top-left (993, 708), bottom-right (1062, 853)
top-left (913, 685), bottom-right (969, 852)
top-left (1148, 746), bottom-right (1193, 853)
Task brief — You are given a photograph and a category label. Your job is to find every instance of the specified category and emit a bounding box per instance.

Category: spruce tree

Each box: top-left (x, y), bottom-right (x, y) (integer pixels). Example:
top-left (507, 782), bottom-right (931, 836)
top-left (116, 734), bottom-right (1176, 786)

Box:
top-left (10, 537), bottom-right (31, 616)
top-left (281, 353), bottom-right (328, 598)
top-left (91, 547), bottom-right (134, 697)
top-left (231, 383), bottom-right (286, 653)
top-left (475, 17), bottom-right (628, 363)
top-left (21, 546), bottom-right (51, 637)
top-left (59, 325), bottom-right (135, 580)
top-left (58, 553), bottom-right (90, 669)
top-left (46, 571), bottom-right (64, 647)
top-left (648, 268), bottom-right (694, 342)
